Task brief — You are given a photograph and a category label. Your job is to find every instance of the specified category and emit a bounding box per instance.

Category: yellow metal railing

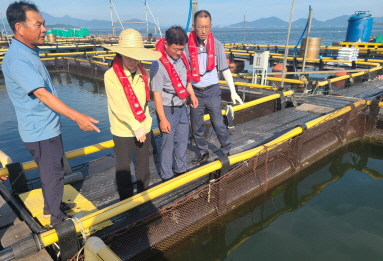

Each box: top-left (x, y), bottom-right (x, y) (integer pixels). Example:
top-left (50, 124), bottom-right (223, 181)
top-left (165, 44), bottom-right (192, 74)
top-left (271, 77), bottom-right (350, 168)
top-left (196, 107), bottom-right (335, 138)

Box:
top-left (203, 90), bottom-right (293, 121)
top-left (270, 55), bottom-right (381, 67)
top-left (317, 66), bottom-right (383, 87)
top-left (223, 43), bottom-right (383, 53)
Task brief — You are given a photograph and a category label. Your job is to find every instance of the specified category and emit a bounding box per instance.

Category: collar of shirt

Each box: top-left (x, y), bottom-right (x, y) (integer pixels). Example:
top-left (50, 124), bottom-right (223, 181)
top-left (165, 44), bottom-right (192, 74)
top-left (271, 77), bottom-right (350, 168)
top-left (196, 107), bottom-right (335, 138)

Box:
top-left (11, 38), bottom-right (41, 56)
top-left (166, 53), bottom-right (181, 64)
top-left (122, 64), bottom-right (142, 79)
top-left (196, 35), bottom-right (207, 51)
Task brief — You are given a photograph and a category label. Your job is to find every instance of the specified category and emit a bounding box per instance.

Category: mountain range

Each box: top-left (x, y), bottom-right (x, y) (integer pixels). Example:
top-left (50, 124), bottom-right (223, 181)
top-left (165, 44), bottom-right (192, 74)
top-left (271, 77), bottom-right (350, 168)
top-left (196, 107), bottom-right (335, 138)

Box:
top-left (2, 12), bottom-right (383, 30)
top-left (40, 12), bottom-right (156, 29)
top-left (227, 15), bottom-right (383, 28)
top-left (2, 11), bottom-right (156, 30)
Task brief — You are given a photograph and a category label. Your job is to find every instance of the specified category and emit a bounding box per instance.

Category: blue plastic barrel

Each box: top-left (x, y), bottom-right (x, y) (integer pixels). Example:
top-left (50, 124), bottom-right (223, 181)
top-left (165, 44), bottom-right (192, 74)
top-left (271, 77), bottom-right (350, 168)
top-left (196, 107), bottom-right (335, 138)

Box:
top-left (345, 12), bottom-right (373, 42)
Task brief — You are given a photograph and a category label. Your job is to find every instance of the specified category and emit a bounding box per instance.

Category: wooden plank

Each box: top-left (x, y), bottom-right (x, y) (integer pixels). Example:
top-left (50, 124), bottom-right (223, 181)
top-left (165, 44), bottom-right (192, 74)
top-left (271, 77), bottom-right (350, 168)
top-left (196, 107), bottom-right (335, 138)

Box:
top-left (296, 103), bottom-right (334, 114)
top-left (18, 249), bottom-right (53, 261)
top-left (0, 221), bottom-right (31, 247)
top-left (0, 222), bottom-right (53, 260)
top-left (0, 195), bottom-right (18, 229)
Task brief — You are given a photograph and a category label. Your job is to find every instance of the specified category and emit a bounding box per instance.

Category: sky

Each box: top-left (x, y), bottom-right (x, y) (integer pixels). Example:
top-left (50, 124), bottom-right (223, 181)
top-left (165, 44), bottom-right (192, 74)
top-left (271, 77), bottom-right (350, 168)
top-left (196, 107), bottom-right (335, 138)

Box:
top-left (1, 0), bottom-right (383, 27)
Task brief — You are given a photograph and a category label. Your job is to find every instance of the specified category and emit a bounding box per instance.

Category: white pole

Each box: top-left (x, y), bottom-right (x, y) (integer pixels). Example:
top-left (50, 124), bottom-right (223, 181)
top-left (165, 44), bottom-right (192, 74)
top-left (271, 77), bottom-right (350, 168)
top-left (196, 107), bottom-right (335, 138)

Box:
top-left (157, 17), bottom-right (162, 38)
top-left (110, 0), bottom-right (125, 31)
top-left (0, 11), bottom-right (10, 46)
top-left (281, 0), bottom-right (296, 89)
top-left (109, 0), bottom-right (115, 36)
top-left (243, 15), bottom-right (246, 44)
top-left (143, 1), bottom-right (162, 37)
top-left (144, 1), bottom-right (149, 36)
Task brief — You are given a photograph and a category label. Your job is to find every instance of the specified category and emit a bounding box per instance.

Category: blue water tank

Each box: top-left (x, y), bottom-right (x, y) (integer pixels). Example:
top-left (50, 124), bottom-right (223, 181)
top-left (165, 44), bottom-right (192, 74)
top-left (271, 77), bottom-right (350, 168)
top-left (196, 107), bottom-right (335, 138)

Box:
top-left (345, 12), bottom-right (373, 42)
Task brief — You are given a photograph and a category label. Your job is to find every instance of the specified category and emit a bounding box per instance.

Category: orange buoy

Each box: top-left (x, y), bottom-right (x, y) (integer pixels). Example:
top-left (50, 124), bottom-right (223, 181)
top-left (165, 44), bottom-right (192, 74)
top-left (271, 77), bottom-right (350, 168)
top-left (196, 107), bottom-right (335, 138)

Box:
top-left (272, 64), bottom-right (287, 78)
top-left (334, 71), bottom-right (348, 87)
top-left (226, 59), bottom-right (245, 73)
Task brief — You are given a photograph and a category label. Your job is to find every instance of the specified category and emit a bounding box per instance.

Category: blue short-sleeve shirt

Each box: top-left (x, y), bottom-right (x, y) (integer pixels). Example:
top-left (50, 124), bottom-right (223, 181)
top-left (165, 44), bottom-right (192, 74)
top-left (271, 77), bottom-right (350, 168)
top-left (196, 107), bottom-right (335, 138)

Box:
top-left (2, 39), bottom-right (61, 142)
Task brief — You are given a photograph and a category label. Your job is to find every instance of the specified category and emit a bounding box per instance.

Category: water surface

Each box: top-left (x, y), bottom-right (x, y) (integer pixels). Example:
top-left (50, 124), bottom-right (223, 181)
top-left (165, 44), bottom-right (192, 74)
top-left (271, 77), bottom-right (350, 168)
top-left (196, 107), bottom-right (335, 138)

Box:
top-left (0, 73), bottom-right (112, 177)
top-left (153, 141), bottom-right (383, 261)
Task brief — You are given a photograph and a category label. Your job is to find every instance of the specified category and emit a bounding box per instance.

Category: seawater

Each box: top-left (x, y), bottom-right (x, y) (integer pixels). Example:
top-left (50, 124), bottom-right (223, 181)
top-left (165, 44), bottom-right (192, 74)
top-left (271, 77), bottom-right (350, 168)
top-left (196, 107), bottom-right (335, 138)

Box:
top-left (152, 141), bottom-right (383, 261)
top-left (0, 72), bottom-right (156, 180)
top-left (0, 73), bottom-right (112, 179)
top-left (91, 25), bottom-right (383, 46)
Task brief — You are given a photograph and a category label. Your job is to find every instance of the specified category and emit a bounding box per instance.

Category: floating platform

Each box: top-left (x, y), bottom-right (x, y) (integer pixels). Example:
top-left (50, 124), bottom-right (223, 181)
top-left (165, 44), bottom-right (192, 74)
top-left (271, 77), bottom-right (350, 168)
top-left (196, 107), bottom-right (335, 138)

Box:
top-left (19, 185), bottom-right (113, 232)
top-left (1, 39), bottom-right (383, 260)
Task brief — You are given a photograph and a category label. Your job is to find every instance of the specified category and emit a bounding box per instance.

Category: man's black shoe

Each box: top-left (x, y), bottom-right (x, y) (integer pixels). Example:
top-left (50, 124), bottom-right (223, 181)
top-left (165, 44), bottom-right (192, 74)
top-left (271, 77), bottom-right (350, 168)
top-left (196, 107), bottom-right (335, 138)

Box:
top-left (174, 171), bottom-right (186, 177)
top-left (161, 176), bottom-right (174, 183)
top-left (192, 152), bottom-right (209, 164)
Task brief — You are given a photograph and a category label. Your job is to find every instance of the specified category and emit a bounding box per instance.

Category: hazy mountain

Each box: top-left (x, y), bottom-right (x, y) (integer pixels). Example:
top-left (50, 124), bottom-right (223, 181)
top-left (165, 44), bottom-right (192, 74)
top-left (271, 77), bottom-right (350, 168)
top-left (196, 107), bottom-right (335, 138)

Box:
top-left (231, 16), bottom-right (287, 28)
top-left (228, 15), bottom-right (383, 28)
top-left (292, 18), bottom-right (324, 27)
top-left (322, 15), bottom-right (350, 27)
top-left (41, 12), bottom-right (88, 27)
top-left (40, 11), bottom-right (155, 29)
top-left (3, 12), bottom-right (383, 30)
top-left (46, 24), bottom-right (79, 29)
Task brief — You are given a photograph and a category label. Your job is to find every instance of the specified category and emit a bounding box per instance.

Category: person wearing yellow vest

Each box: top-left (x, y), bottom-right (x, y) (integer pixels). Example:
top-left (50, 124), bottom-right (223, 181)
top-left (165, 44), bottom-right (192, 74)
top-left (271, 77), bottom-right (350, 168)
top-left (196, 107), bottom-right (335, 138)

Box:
top-left (103, 29), bottom-right (161, 200)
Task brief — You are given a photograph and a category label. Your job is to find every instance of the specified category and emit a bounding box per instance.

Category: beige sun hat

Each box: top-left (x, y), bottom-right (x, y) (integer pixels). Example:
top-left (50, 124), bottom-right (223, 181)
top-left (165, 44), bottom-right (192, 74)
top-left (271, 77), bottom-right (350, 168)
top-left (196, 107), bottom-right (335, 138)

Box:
top-left (102, 28), bottom-right (161, 61)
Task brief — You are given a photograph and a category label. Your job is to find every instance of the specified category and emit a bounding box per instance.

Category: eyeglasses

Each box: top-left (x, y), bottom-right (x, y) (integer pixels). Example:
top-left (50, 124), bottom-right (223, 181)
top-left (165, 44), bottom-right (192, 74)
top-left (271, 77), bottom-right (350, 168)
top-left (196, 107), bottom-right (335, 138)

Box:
top-left (171, 47), bottom-right (185, 52)
top-left (196, 25), bottom-right (212, 31)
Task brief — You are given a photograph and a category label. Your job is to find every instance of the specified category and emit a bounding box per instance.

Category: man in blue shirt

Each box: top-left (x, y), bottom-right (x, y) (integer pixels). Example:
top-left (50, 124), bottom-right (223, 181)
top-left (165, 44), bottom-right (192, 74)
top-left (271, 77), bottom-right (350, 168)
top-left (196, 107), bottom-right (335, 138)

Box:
top-left (3, 1), bottom-right (100, 226)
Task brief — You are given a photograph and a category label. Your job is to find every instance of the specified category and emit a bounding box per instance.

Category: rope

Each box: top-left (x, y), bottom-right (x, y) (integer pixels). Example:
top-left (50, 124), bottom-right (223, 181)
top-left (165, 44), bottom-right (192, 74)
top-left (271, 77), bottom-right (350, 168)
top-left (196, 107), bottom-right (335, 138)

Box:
top-left (76, 246), bottom-right (85, 261)
top-left (71, 217), bottom-right (87, 242)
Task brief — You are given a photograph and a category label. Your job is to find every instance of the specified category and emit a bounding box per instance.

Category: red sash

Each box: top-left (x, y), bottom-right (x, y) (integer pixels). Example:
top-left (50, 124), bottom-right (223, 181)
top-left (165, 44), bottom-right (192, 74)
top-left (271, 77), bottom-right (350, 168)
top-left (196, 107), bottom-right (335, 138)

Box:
top-left (188, 30), bottom-right (215, 83)
top-left (112, 55), bottom-right (150, 122)
top-left (155, 38), bottom-right (190, 99)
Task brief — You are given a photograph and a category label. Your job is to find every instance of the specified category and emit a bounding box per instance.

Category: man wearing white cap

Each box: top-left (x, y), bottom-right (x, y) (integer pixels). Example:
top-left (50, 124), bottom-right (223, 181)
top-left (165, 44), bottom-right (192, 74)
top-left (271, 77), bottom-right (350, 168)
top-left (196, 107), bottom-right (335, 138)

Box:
top-left (103, 29), bottom-right (161, 200)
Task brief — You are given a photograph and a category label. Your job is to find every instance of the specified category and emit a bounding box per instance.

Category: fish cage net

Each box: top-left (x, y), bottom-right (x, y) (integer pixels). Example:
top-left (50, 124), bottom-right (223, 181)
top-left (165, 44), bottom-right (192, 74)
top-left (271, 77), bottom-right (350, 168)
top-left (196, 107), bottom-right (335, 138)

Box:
top-left (66, 101), bottom-right (383, 261)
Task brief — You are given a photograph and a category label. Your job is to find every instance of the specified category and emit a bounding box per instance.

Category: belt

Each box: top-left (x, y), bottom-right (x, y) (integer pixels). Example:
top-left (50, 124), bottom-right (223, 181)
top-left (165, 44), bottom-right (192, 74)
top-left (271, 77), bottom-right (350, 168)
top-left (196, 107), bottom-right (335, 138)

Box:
top-left (192, 84), bottom-right (217, 91)
top-left (166, 103), bottom-right (185, 108)
top-left (162, 88), bottom-right (185, 114)
top-left (165, 103), bottom-right (185, 114)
